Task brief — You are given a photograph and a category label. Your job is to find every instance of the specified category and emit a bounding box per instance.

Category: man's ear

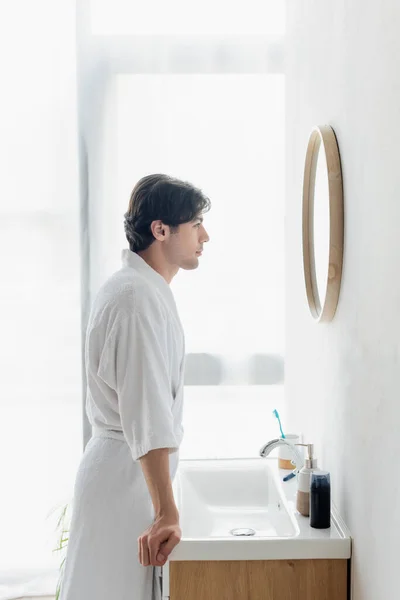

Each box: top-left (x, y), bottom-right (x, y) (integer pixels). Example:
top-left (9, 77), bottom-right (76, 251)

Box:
top-left (151, 220), bottom-right (168, 240)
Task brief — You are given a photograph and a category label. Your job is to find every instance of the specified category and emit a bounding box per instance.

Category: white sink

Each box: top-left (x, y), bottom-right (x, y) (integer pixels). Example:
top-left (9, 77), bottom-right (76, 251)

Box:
top-left (167, 457), bottom-right (350, 563)
top-left (173, 458), bottom-right (298, 539)
top-left (163, 457), bottom-right (351, 599)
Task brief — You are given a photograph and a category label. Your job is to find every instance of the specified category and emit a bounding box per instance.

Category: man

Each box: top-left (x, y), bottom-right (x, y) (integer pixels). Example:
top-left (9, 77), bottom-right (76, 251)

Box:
top-left (60, 174), bottom-right (211, 599)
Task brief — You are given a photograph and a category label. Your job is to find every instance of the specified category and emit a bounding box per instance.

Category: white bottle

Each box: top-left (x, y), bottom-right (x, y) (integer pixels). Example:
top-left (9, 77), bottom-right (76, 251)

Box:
top-left (296, 443), bottom-right (318, 517)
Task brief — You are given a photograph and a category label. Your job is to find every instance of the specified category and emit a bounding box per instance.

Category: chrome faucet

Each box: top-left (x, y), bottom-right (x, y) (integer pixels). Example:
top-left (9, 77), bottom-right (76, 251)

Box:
top-left (259, 438), bottom-right (304, 470)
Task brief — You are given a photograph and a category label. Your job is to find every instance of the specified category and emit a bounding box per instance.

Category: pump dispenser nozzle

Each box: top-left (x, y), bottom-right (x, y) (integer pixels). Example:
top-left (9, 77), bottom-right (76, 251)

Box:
top-left (296, 443), bottom-right (318, 469)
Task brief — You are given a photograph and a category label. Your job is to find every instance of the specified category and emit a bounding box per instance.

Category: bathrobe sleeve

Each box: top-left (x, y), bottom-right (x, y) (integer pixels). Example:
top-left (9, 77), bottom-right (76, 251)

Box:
top-left (97, 303), bottom-right (180, 461)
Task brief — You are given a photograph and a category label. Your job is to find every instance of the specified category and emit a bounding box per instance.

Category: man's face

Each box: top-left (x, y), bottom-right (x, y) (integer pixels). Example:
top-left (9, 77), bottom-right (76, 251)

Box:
top-left (167, 216), bottom-right (210, 270)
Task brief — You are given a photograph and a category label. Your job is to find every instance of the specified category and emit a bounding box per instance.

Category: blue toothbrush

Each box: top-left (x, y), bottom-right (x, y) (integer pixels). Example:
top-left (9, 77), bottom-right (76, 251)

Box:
top-left (272, 409), bottom-right (286, 439)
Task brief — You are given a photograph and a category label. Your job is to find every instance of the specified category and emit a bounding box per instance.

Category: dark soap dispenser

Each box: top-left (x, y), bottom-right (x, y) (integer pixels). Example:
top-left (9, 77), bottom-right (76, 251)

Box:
top-left (310, 471), bottom-right (331, 529)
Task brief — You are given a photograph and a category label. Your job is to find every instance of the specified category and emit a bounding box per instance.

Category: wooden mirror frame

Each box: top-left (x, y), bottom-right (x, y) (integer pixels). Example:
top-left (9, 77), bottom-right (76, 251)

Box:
top-left (302, 125), bottom-right (344, 322)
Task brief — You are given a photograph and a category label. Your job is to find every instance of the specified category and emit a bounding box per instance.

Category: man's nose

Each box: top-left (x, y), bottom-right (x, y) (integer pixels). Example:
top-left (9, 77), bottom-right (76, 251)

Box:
top-left (201, 226), bottom-right (210, 243)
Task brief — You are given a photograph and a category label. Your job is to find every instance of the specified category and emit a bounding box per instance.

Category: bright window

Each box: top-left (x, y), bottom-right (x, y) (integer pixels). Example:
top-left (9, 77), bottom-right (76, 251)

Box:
top-left (90, 0), bottom-right (285, 35)
top-left (89, 73), bottom-right (285, 458)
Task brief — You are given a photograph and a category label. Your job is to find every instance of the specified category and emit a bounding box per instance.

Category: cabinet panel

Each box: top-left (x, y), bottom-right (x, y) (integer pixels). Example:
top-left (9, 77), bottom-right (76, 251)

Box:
top-left (170, 559), bottom-right (348, 600)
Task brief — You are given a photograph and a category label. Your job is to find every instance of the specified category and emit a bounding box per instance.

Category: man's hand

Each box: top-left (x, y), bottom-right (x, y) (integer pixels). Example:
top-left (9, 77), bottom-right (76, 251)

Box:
top-left (138, 512), bottom-right (181, 567)
top-left (138, 447), bottom-right (181, 566)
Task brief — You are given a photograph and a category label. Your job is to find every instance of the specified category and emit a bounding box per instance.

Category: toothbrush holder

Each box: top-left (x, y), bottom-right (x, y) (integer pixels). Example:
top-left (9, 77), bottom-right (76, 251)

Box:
top-left (278, 434), bottom-right (301, 470)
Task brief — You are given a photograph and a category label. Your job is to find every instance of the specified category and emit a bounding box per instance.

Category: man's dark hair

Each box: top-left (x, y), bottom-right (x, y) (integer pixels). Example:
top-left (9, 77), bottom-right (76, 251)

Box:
top-left (124, 174), bottom-right (211, 253)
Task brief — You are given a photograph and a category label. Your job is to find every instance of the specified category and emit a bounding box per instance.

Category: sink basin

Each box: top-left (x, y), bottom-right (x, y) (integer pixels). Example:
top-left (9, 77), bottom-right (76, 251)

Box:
top-left (173, 458), bottom-right (298, 539)
top-left (163, 457), bottom-right (351, 598)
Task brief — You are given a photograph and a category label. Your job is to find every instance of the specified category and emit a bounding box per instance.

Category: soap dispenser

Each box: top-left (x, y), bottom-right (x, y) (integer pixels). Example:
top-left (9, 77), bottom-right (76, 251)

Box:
top-left (295, 443), bottom-right (318, 517)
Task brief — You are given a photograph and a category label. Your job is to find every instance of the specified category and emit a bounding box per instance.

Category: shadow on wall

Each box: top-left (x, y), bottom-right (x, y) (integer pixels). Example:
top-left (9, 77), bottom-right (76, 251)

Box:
top-left (184, 353), bottom-right (284, 385)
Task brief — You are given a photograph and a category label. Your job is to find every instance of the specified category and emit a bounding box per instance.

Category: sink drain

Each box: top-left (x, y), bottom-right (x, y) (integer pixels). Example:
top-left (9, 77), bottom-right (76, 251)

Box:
top-left (230, 528), bottom-right (256, 537)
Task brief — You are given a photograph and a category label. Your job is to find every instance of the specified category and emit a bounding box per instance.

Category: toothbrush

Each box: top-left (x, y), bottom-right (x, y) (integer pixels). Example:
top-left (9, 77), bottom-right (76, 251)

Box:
top-left (272, 409), bottom-right (286, 439)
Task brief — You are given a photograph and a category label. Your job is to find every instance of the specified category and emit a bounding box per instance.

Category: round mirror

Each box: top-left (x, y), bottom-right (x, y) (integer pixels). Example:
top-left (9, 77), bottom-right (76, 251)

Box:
top-left (302, 125), bottom-right (344, 322)
top-left (313, 140), bottom-right (330, 310)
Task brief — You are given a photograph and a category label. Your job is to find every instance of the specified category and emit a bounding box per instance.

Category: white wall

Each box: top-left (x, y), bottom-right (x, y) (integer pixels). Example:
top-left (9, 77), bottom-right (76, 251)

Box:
top-left (285, 1), bottom-right (400, 598)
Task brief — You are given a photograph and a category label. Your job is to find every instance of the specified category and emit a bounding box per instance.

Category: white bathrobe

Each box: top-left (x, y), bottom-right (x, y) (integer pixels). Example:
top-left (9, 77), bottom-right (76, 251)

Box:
top-left (60, 249), bottom-right (185, 600)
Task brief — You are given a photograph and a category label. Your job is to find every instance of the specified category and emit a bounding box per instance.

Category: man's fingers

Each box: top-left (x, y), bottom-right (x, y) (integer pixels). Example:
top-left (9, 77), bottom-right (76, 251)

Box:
top-left (148, 534), bottom-right (176, 566)
top-left (156, 532), bottom-right (181, 563)
top-left (143, 538), bottom-right (150, 567)
top-left (140, 535), bottom-right (150, 567)
top-left (139, 523), bottom-right (182, 567)
top-left (148, 535), bottom-right (163, 566)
